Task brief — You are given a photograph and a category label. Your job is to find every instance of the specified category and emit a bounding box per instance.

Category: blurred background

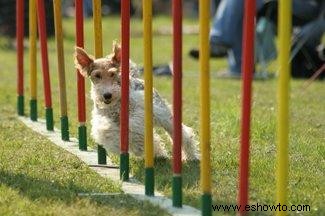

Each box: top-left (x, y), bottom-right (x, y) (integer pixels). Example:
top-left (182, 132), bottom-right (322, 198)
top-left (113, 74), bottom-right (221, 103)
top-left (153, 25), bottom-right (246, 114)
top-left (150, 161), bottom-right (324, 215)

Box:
top-left (0, 0), bottom-right (206, 38)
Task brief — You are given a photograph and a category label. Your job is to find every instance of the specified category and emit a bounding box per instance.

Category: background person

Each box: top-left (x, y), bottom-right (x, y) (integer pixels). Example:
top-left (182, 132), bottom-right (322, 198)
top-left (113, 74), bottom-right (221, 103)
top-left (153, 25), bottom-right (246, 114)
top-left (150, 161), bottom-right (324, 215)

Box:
top-left (189, 0), bottom-right (325, 79)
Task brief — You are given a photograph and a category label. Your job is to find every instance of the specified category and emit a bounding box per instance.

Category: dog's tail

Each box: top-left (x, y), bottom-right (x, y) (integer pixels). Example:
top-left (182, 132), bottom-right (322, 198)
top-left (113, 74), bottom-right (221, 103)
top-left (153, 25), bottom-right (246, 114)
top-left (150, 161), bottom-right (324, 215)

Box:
top-left (153, 93), bottom-right (199, 160)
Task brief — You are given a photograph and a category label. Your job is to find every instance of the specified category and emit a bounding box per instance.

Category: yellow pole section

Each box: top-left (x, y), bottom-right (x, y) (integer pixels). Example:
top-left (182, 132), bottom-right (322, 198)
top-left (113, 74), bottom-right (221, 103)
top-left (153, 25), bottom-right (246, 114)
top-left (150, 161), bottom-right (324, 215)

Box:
top-left (143, 0), bottom-right (154, 168)
top-left (199, 0), bottom-right (211, 193)
top-left (276, 0), bottom-right (291, 215)
top-left (53, 0), bottom-right (68, 116)
top-left (93, 0), bottom-right (103, 58)
top-left (92, 0), bottom-right (107, 164)
top-left (29, 0), bottom-right (37, 99)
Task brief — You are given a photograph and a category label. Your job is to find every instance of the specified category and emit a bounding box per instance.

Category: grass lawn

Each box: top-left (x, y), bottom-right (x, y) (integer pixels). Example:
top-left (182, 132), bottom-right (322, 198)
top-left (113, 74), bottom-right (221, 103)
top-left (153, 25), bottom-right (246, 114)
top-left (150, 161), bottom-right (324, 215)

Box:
top-left (0, 16), bottom-right (324, 215)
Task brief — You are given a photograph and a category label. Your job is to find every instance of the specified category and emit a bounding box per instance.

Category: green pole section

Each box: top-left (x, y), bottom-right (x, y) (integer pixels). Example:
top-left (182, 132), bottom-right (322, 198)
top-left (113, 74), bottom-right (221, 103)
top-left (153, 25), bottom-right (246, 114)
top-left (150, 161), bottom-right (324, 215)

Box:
top-left (120, 153), bottom-right (129, 181)
top-left (17, 95), bottom-right (24, 116)
top-left (60, 116), bottom-right (69, 141)
top-left (145, 167), bottom-right (154, 196)
top-left (30, 99), bottom-right (37, 121)
top-left (45, 107), bottom-right (54, 131)
top-left (202, 193), bottom-right (212, 216)
top-left (78, 125), bottom-right (87, 151)
top-left (98, 145), bottom-right (107, 164)
top-left (172, 175), bottom-right (182, 207)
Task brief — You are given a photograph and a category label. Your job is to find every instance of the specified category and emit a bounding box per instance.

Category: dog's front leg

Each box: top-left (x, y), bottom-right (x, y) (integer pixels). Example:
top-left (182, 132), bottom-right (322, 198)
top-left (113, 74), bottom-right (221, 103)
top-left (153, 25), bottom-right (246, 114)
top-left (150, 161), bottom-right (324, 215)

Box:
top-left (93, 128), bottom-right (121, 155)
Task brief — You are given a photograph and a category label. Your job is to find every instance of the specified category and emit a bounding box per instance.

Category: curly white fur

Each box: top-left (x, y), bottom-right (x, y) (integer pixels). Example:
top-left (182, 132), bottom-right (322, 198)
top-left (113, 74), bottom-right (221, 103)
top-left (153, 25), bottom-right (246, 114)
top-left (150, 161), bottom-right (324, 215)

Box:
top-left (75, 44), bottom-right (199, 160)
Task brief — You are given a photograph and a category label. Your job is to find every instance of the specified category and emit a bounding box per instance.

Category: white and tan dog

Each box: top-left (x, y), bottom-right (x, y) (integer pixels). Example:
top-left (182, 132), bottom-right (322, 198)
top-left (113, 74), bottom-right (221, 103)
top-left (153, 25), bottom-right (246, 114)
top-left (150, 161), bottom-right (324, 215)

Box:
top-left (74, 42), bottom-right (199, 160)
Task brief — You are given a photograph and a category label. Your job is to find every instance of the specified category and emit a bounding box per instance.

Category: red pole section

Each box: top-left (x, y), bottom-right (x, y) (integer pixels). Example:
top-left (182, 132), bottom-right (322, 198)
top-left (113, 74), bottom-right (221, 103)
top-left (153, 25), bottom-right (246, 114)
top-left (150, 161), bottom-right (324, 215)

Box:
top-left (16, 0), bottom-right (24, 96)
top-left (120, 0), bottom-right (130, 154)
top-left (36, 0), bottom-right (52, 108)
top-left (172, 0), bottom-right (182, 176)
top-left (172, 0), bottom-right (183, 207)
top-left (75, 1), bottom-right (86, 123)
top-left (238, 0), bottom-right (256, 212)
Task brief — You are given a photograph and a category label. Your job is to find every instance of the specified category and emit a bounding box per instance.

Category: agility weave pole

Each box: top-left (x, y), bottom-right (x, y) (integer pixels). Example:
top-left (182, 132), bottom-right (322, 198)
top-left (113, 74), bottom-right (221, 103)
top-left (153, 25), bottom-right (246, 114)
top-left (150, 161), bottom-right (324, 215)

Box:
top-left (142, 0), bottom-right (194, 207)
top-left (120, 0), bottom-right (131, 182)
top-left (75, 0), bottom-right (88, 151)
top-left (238, 1), bottom-right (292, 214)
top-left (276, 1), bottom-right (292, 216)
top-left (198, 0), bottom-right (212, 215)
top-left (36, 0), bottom-right (54, 131)
top-left (29, 0), bottom-right (37, 121)
top-left (172, 0), bottom-right (183, 208)
top-left (92, 0), bottom-right (107, 165)
top-left (238, 0), bottom-right (255, 213)
top-left (16, 0), bottom-right (24, 116)
top-left (53, 0), bottom-right (70, 141)
top-left (143, 0), bottom-right (155, 196)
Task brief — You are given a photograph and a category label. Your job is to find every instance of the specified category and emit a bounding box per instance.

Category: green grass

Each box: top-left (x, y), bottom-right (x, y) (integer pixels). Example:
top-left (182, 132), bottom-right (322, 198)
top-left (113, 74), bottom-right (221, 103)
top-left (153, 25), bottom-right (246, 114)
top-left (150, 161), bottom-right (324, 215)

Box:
top-left (0, 16), bottom-right (324, 215)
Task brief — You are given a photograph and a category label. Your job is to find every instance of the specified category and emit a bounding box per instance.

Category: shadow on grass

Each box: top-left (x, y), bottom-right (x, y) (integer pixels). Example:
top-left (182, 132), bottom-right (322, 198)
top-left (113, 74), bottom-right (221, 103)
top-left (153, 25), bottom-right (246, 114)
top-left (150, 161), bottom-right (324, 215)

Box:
top-left (0, 170), bottom-right (155, 213)
top-left (0, 162), bottom-right (269, 215)
top-left (0, 170), bottom-right (84, 202)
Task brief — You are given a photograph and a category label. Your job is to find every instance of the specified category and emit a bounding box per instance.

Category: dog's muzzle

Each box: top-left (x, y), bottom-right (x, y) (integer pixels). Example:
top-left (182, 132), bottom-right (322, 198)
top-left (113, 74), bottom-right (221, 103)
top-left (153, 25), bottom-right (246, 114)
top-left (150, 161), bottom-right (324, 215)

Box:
top-left (103, 93), bottom-right (112, 104)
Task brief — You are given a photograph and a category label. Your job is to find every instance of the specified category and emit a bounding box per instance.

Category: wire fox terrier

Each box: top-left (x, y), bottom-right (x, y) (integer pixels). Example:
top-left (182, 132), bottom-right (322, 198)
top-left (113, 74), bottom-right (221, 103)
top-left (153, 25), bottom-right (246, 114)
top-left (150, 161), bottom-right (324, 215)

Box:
top-left (74, 42), bottom-right (199, 160)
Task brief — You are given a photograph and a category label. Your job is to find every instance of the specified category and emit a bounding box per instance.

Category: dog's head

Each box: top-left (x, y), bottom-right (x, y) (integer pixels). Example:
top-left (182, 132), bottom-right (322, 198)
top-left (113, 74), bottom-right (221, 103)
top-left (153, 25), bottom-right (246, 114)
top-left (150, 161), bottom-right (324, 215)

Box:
top-left (74, 42), bottom-right (122, 107)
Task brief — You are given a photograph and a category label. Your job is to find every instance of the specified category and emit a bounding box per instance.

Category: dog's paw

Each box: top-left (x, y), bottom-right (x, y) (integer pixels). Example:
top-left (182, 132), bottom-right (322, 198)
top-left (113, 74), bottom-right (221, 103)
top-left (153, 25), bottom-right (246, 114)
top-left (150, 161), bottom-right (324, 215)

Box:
top-left (182, 151), bottom-right (200, 162)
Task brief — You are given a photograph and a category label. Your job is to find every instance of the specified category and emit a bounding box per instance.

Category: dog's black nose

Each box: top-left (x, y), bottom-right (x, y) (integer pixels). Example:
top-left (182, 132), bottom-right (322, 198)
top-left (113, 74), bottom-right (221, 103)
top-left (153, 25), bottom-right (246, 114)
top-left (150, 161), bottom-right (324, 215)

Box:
top-left (103, 93), bottom-right (112, 100)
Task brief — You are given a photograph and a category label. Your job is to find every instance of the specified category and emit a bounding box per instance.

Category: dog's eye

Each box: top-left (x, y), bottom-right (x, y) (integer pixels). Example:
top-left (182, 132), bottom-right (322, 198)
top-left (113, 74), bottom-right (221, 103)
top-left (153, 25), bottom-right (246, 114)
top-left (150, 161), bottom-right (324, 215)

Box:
top-left (94, 73), bottom-right (102, 79)
top-left (108, 72), bottom-right (115, 78)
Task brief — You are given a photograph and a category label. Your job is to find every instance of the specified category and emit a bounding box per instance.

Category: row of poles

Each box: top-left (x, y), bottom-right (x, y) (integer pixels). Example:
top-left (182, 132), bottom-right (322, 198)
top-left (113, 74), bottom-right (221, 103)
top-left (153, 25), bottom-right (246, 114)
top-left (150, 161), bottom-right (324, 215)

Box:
top-left (16, 0), bottom-right (291, 215)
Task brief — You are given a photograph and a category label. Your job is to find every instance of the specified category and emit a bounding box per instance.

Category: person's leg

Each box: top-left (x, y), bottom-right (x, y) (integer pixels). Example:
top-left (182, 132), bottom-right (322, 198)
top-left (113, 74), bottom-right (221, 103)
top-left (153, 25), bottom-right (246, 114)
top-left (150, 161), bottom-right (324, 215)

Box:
top-left (221, 0), bottom-right (322, 76)
top-left (83, 0), bottom-right (92, 17)
top-left (210, 0), bottom-right (221, 18)
top-left (227, 40), bottom-right (242, 75)
top-left (190, 0), bottom-right (264, 73)
top-left (207, 0), bottom-right (245, 74)
top-left (212, 0), bottom-right (265, 75)
top-left (210, 0), bottom-right (244, 46)
top-left (210, 0), bottom-right (265, 45)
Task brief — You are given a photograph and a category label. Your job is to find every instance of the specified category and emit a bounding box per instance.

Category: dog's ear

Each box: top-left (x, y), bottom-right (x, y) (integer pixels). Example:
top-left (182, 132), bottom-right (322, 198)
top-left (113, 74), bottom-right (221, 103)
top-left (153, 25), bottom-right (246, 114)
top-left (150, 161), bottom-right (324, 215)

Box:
top-left (74, 47), bottom-right (94, 77)
top-left (112, 41), bottom-right (121, 64)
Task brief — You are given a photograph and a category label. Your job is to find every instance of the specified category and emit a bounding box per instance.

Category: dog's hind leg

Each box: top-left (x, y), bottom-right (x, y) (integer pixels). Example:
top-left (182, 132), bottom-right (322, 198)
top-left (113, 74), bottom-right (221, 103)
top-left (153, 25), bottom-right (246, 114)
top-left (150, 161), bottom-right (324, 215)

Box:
top-left (152, 95), bottom-right (199, 161)
top-left (181, 124), bottom-right (200, 160)
top-left (153, 131), bottom-right (168, 158)
top-left (129, 114), bottom-right (168, 158)
top-left (128, 116), bottom-right (145, 157)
